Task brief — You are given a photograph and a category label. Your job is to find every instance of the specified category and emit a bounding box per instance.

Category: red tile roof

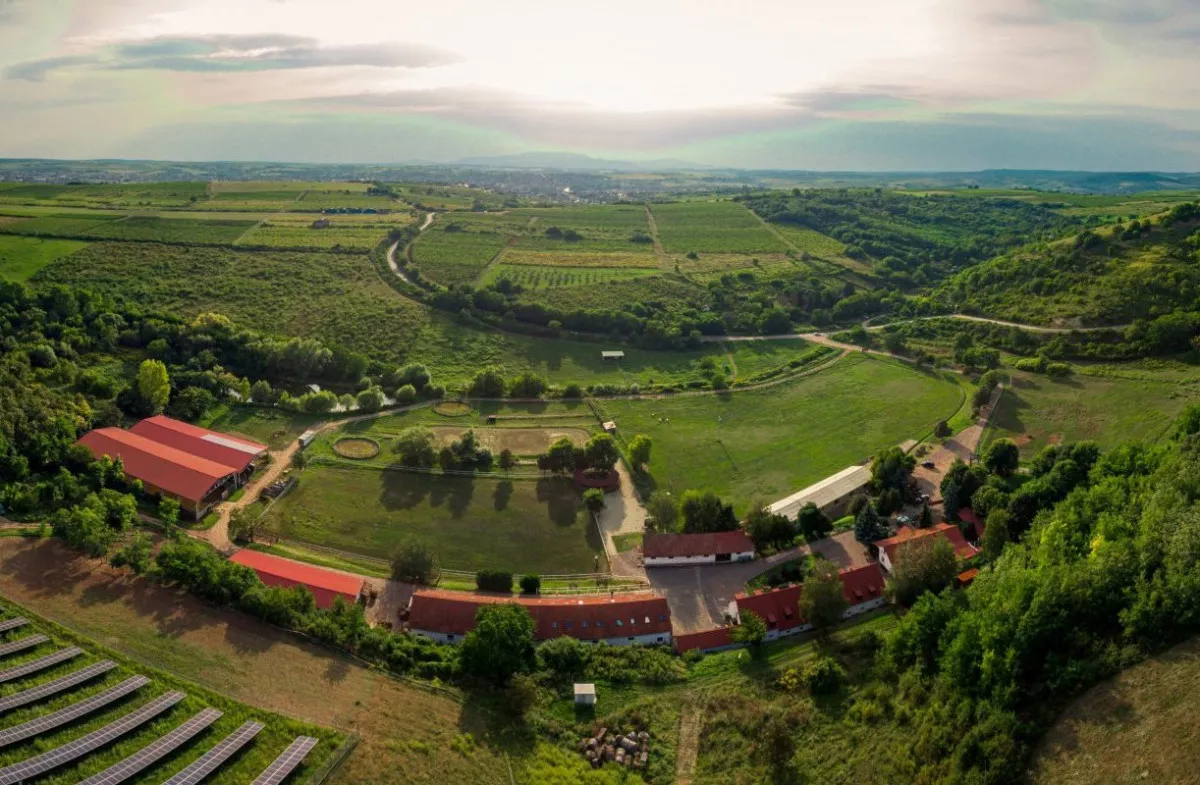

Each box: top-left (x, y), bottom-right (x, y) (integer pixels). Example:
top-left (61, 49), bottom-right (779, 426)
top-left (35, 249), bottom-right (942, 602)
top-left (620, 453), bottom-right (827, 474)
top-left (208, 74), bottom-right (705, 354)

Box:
top-left (407, 590), bottom-right (672, 642)
top-left (643, 530), bottom-right (755, 560)
top-left (76, 428), bottom-right (237, 503)
top-left (229, 550), bottom-right (364, 610)
top-left (839, 563), bottom-right (886, 606)
top-left (956, 508), bottom-right (981, 527)
top-left (130, 415), bottom-right (266, 473)
top-left (735, 584), bottom-right (806, 633)
top-left (674, 627), bottom-right (734, 653)
top-left (956, 568), bottom-right (980, 587)
top-left (874, 523), bottom-right (978, 564)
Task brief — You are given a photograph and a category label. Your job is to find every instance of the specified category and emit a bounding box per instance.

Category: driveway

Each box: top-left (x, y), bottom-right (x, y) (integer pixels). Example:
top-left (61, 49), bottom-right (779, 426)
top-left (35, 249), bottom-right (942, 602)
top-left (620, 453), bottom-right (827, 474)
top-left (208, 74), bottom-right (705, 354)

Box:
top-left (911, 384), bottom-right (1002, 504)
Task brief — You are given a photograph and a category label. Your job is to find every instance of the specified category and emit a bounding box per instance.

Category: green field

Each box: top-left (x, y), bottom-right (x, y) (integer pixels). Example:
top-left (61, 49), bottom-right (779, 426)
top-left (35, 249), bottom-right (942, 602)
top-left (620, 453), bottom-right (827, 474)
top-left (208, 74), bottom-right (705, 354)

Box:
top-left (236, 213), bottom-right (412, 251)
top-left (411, 223), bottom-right (510, 286)
top-left (0, 181), bottom-right (208, 209)
top-left (651, 201), bottom-right (787, 254)
top-left (0, 235), bottom-right (88, 281)
top-left (598, 354), bottom-right (963, 509)
top-left (0, 214), bottom-right (257, 244)
top-left (480, 263), bottom-right (659, 290)
top-left (983, 363), bottom-right (1200, 455)
top-left (509, 204), bottom-right (654, 253)
top-left (391, 184), bottom-right (508, 211)
top-left (261, 465), bottom-right (601, 572)
top-left (0, 597), bottom-right (341, 785)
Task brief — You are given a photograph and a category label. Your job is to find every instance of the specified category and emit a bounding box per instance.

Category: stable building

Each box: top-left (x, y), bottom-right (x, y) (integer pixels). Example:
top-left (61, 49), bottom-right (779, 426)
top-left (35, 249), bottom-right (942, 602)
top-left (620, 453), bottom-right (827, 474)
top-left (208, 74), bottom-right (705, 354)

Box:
top-left (768, 464), bottom-right (872, 521)
top-left (735, 584), bottom-right (810, 641)
top-left (874, 523), bottom-right (979, 574)
top-left (406, 590), bottom-right (673, 647)
top-left (229, 549), bottom-right (365, 609)
top-left (75, 416), bottom-right (267, 521)
top-left (642, 531), bottom-right (756, 568)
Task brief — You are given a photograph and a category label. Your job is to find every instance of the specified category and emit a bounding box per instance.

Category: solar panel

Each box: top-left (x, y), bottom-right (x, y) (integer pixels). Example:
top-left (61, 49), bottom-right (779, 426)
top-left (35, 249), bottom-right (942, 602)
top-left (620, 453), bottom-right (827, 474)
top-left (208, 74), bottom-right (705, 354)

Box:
top-left (0, 619), bottom-right (28, 634)
top-left (77, 707), bottom-right (224, 785)
top-left (160, 720), bottom-right (264, 785)
top-left (0, 675), bottom-right (149, 749)
top-left (0, 690), bottom-right (184, 785)
top-left (250, 736), bottom-right (319, 785)
top-left (0, 646), bottom-right (83, 685)
top-left (0, 634), bottom-right (48, 658)
top-left (0, 659), bottom-right (113, 716)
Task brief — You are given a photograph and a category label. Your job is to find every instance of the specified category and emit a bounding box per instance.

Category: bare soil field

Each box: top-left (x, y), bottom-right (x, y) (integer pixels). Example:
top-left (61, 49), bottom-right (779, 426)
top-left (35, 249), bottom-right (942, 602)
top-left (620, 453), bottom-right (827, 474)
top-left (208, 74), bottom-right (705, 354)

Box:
top-left (428, 425), bottom-right (589, 455)
top-left (0, 537), bottom-right (511, 785)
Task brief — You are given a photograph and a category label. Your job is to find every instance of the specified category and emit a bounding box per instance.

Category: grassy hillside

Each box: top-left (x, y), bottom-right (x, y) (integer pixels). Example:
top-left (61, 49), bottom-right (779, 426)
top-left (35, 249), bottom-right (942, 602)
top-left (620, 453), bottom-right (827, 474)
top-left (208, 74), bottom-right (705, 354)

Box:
top-left (939, 202), bottom-right (1200, 325)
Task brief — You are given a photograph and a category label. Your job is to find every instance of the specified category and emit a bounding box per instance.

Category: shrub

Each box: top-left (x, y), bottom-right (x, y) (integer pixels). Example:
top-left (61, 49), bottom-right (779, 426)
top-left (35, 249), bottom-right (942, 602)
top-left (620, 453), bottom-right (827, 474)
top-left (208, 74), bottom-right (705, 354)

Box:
top-left (476, 569), bottom-right (514, 593)
top-left (394, 384), bottom-right (417, 404)
top-left (519, 573), bottom-right (541, 594)
top-left (582, 488), bottom-right (605, 512)
top-left (804, 656), bottom-right (846, 695)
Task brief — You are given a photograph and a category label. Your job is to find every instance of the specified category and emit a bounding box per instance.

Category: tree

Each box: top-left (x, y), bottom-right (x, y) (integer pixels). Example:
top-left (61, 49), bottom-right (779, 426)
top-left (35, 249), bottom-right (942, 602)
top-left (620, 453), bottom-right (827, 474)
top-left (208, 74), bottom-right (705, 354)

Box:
top-left (627, 434), bottom-right (653, 469)
top-left (872, 446), bottom-right (916, 494)
top-left (745, 503), bottom-right (794, 552)
top-left (983, 438), bottom-right (1020, 477)
top-left (918, 500), bottom-right (933, 529)
top-left (391, 541), bottom-right (440, 585)
top-left (933, 420), bottom-right (952, 438)
top-left (536, 636), bottom-right (590, 680)
top-left (583, 433), bottom-right (620, 472)
top-left (542, 437), bottom-right (577, 474)
top-left (854, 503), bottom-right (888, 544)
top-left (250, 379), bottom-right (275, 404)
top-left (158, 497), bottom-right (180, 528)
top-left (519, 573), bottom-right (541, 594)
top-left (460, 604), bottom-right (536, 685)
top-left (498, 448), bottom-right (517, 470)
top-left (356, 386), bottom-right (386, 413)
top-left (582, 488), bottom-right (605, 512)
top-left (732, 609), bottom-right (768, 647)
top-left (981, 508), bottom-right (1011, 562)
top-left (797, 502), bottom-right (833, 542)
top-left (887, 537), bottom-right (959, 607)
top-left (394, 426), bottom-right (436, 467)
top-left (468, 367), bottom-right (506, 398)
top-left (680, 489), bottom-right (737, 533)
top-left (228, 508), bottom-right (258, 544)
top-left (646, 492), bottom-right (679, 531)
top-left (505, 673), bottom-right (539, 718)
top-left (507, 372), bottom-right (547, 398)
top-left (798, 559), bottom-right (849, 635)
top-left (135, 359), bottom-right (170, 415)
top-left (393, 384), bottom-right (417, 404)
top-left (110, 532), bottom-right (153, 574)
top-left (167, 386), bottom-right (214, 421)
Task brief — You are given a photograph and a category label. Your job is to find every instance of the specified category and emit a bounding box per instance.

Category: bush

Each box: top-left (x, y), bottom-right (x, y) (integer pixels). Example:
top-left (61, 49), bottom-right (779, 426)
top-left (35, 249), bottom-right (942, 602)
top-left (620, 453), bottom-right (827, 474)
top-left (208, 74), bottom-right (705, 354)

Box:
top-left (394, 384), bottom-right (417, 404)
top-left (392, 541), bottom-right (440, 585)
top-left (519, 573), bottom-right (541, 594)
top-left (476, 569), bottom-right (514, 593)
top-left (804, 656), bottom-right (846, 695)
top-left (582, 488), bottom-right (605, 512)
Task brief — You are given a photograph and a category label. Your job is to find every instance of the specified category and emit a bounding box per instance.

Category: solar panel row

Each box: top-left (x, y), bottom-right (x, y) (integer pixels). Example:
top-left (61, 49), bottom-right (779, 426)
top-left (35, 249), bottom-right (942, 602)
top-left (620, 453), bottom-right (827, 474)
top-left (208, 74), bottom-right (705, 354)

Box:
top-left (0, 691), bottom-right (184, 785)
top-left (0, 659), bottom-right (114, 714)
top-left (250, 736), bottom-right (319, 785)
top-left (0, 618), bottom-right (28, 634)
top-left (0, 646), bottom-right (83, 685)
top-left (161, 720), bottom-right (265, 785)
top-left (78, 708), bottom-right (224, 785)
top-left (0, 675), bottom-right (149, 748)
top-left (0, 634), bottom-right (48, 658)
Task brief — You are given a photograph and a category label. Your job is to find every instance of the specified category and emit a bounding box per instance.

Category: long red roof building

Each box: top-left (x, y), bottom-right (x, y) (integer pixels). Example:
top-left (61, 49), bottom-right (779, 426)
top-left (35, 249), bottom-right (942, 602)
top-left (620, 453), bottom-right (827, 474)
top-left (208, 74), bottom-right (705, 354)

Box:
top-left (130, 415), bottom-right (266, 472)
top-left (229, 549), bottom-right (364, 610)
top-left (76, 428), bottom-right (240, 503)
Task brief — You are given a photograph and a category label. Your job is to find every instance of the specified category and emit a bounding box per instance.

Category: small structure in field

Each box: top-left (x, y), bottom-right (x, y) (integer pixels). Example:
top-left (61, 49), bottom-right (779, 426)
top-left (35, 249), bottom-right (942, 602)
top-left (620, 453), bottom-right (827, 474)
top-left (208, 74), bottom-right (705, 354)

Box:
top-left (311, 218), bottom-right (331, 229)
top-left (574, 683), bottom-right (596, 707)
top-left (601, 351), bottom-right (625, 361)
top-left (602, 421), bottom-right (617, 433)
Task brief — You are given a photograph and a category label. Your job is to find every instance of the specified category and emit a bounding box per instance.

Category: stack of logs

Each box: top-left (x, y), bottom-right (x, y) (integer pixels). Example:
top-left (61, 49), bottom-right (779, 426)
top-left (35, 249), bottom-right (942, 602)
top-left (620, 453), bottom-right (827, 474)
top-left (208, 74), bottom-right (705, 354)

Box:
top-left (579, 727), bottom-right (650, 769)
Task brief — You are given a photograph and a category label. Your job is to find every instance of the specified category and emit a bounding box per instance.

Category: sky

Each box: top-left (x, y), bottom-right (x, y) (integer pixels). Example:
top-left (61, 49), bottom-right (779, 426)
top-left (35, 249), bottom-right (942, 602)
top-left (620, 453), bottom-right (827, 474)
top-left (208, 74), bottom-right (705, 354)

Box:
top-left (0, 0), bottom-right (1198, 170)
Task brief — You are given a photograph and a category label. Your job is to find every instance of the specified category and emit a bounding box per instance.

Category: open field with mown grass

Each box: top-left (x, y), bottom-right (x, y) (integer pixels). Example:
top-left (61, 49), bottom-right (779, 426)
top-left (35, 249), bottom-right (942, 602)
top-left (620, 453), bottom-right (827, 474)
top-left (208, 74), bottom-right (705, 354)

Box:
top-left (0, 537), bottom-right (513, 785)
top-left (1031, 634), bottom-right (1200, 785)
top-left (650, 201), bottom-right (787, 254)
top-left (199, 405), bottom-right (329, 451)
top-left (0, 235), bottom-right (88, 281)
top-left (597, 354), bottom-right (962, 510)
top-left (261, 465), bottom-right (602, 572)
top-left (0, 586), bottom-right (341, 784)
top-left (982, 362), bottom-right (1200, 456)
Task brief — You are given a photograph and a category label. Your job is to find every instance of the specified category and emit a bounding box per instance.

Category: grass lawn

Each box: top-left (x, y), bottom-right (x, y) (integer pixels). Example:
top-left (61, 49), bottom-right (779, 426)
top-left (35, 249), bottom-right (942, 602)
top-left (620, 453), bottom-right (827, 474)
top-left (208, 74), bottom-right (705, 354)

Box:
top-left (982, 363), bottom-right (1200, 456)
top-left (0, 235), bottom-right (88, 280)
top-left (598, 354), bottom-right (962, 511)
top-left (260, 466), bottom-right (602, 572)
top-left (1032, 635), bottom-right (1200, 785)
top-left (200, 405), bottom-right (327, 450)
top-left (0, 537), bottom-right (512, 785)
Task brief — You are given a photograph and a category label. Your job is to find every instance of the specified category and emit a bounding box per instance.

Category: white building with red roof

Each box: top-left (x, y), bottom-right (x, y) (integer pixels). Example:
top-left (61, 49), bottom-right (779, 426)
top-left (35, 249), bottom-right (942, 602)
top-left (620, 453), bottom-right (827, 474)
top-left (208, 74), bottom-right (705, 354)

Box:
top-left (873, 523), bottom-right (979, 574)
top-left (642, 530), bottom-right (755, 567)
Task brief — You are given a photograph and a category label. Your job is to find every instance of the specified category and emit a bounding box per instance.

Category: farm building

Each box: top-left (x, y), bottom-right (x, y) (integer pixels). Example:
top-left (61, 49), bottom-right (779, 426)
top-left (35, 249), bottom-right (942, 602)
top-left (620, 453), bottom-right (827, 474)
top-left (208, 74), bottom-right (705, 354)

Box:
top-left (735, 584), bottom-right (810, 641)
top-left (874, 523), bottom-right (979, 574)
top-left (768, 464), bottom-right (872, 521)
top-left (601, 351), bottom-right (625, 361)
top-left (406, 590), bottom-right (673, 647)
top-left (642, 531), bottom-right (756, 567)
top-left (673, 627), bottom-right (736, 654)
top-left (75, 416), bottom-right (266, 520)
top-left (839, 563), bottom-right (888, 617)
top-left (228, 549), bottom-right (365, 610)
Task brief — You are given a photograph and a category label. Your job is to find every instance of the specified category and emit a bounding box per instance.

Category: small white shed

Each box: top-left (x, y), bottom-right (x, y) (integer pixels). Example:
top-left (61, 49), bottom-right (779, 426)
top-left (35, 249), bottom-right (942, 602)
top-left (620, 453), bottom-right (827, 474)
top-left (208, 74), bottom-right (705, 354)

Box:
top-left (574, 683), bottom-right (597, 707)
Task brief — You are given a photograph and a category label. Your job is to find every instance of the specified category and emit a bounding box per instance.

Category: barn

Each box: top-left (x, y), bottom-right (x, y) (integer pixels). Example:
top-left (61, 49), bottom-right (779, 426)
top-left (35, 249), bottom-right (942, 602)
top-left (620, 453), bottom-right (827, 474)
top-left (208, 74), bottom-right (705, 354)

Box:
top-left (228, 549), bottom-right (365, 609)
top-left (642, 531), bottom-right (756, 567)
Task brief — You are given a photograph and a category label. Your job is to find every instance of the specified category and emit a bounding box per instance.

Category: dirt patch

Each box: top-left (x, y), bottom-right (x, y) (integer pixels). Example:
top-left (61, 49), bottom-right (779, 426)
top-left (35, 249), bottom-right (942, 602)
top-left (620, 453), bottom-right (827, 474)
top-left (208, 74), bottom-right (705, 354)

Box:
top-left (432, 401), bottom-right (471, 417)
top-left (333, 437), bottom-right (380, 460)
top-left (428, 426), bottom-right (589, 455)
top-left (1047, 433), bottom-right (1064, 446)
top-left (1013, 433), bottom-right (1035, 446)
top-left (0, 537), bottom-right (511, 785)
top-left (0, 216), bottom-right (28, 227)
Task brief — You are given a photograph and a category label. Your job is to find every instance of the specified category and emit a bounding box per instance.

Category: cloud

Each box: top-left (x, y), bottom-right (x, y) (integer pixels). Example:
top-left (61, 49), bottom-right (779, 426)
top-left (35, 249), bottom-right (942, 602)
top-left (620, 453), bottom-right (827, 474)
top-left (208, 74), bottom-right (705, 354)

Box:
top-left (5, 33), bottom-right (459, 80)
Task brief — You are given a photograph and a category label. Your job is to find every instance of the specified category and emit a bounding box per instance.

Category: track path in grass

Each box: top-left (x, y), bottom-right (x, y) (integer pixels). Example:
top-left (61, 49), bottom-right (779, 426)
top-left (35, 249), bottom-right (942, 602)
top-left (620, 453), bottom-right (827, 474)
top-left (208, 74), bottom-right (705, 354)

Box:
top-left (861, 313), bottom-right (1131, 334)
top-left (389, 210), bottom-right (435, 284)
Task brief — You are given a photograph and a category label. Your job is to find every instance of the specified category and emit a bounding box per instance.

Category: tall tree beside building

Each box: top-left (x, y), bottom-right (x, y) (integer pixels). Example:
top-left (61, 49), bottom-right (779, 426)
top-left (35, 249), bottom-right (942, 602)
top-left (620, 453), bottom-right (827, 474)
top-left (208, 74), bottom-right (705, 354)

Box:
top-left (135, 359), bottom-right (170, 415)
top-left (460, 604), bottom-right (537, 685)
top-left (799, 559), bottom-right (849, 635)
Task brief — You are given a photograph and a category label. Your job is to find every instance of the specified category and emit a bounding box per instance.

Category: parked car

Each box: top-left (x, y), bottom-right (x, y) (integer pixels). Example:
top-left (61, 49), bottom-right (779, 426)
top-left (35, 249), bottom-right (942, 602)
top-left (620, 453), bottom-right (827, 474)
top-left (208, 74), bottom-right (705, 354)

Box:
top-left (921, 461), bottom-right (936, 469)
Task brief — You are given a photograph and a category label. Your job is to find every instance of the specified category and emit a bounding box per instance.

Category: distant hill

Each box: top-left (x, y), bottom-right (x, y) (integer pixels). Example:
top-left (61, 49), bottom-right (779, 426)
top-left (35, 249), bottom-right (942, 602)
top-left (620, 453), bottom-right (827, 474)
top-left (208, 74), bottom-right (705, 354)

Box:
top-left (938, 201), bottom-right (1200, 327)
top-left (455, 151), bottom-right (709, 172)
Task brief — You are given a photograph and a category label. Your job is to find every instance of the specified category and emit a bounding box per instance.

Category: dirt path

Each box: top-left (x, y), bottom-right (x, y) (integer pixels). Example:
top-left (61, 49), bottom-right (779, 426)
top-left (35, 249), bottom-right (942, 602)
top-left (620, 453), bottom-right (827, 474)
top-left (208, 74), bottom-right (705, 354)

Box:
top-left (674, 700), bottom-right (704, 785)
top-left (864, 314), bottom-right (1131, 334)
top-left (388, 211), bottom-right (435, 286)
top-left (596, 461), bottom-right (649, 580)
top-left (644, 204), bottom-right (670, 269)
top-left (912, 383), bottom-right (1003, 505)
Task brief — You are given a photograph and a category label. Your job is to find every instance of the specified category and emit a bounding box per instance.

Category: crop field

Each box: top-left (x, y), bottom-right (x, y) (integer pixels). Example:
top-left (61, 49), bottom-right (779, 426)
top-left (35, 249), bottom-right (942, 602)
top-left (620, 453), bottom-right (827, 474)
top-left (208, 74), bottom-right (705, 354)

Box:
top-left (481, 263), bottom-right (659, 290)
top-left (651, 201), bottom-right (787, 254)
top-left (0, 181), bottom-right (208, 209)
top-left (0, 214), bottom-right (257, 244)
top-left (509, 204), bottom-right (654, 253)
top-left (261, 465), bottom-right (601, 572)
top-left (982, 364), bottom-right (1200, 456)
top-left (499, 249), bottom-right (657, 268)
top-left (290, 189), bottom-right (401, 212)
top-left (411, 223), bottom-right (512, 285)
top-left (390, 184), bottom-right (508, 211)
top-left (674, 251), bottom-right (800, 279)
top-left (0, 594), bottom-right (340, 785)
top-left (0, 235), bottom-right (88, 281)
top-left (598, 354), bottom-right (963, 511)
top-left (236, 213), bottom-right (412, 250)
top-left (771, 224), bottom-right (875, 273)
top-left (0, 537), bottom-right (513, 785)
